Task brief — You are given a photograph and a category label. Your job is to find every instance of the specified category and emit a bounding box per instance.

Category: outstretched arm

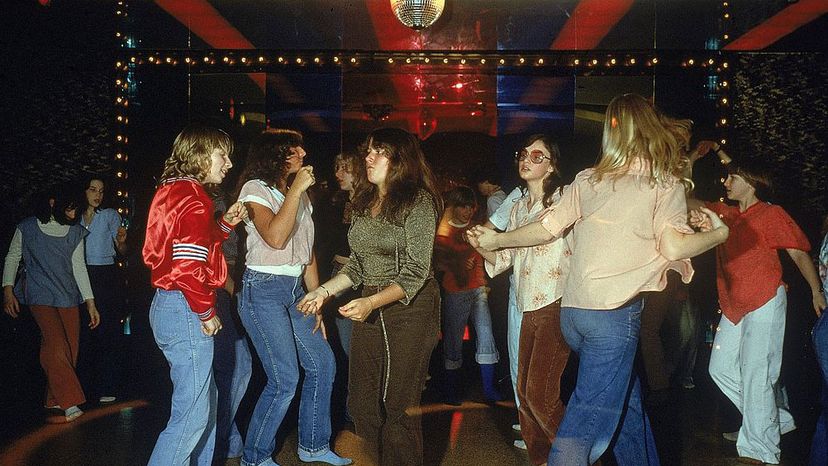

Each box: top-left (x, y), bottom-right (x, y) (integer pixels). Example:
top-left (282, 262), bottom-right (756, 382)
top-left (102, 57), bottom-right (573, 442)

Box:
top-left (786, 248), bottom-right (827, 316)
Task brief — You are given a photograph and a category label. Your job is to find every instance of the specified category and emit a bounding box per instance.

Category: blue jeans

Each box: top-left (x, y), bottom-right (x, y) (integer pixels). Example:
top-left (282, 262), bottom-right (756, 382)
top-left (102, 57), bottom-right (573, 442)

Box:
top-left (238, 269), bottom-right (336, 466)
top-left (810, 311), bottom-right (828, 466)
top-left (195, 289), bottom-right (252, 464)
top-left (442, 287), bottom-right (499, 369)
top-left (148, 289), bottom-right (217, 466)
top-left (548, 299), bottom-right (659, 466)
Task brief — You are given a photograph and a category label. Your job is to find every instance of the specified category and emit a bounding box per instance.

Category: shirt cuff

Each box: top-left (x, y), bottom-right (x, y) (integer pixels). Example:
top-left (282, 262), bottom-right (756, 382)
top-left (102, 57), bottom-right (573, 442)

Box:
top-left (196, 306), bottom-right (216, 322)
top-left (217, 217), bottom-right (234, 239)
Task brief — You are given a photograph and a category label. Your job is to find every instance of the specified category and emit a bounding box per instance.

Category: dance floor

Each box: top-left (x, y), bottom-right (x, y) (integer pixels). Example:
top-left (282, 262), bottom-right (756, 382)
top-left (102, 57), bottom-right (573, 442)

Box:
top-left (0, 303), bottom-right (820, 466)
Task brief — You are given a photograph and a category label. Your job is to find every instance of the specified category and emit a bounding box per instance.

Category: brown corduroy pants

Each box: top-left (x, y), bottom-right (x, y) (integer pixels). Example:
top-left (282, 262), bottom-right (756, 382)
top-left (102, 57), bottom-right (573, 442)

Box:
top-left (348, 279), bottom-right (440, 466)
top-left (517, 300), bottom-right (570, 466)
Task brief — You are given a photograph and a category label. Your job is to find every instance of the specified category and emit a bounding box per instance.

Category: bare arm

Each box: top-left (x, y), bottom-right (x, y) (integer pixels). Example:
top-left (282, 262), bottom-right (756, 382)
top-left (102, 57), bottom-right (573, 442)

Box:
top-left (339, 283), bottom-right (407, 322)
top-left (786, 248), bottom-right (827, 316)
top-left (247, 167), bottom-right (314, 249)
top-left (296, 271), bottom-right (355, 315)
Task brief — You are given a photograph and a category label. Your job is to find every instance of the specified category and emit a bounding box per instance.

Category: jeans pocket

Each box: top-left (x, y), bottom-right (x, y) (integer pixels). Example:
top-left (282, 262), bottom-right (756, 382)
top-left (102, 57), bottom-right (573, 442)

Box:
top-left (150, 292), bottom-right (187, 348)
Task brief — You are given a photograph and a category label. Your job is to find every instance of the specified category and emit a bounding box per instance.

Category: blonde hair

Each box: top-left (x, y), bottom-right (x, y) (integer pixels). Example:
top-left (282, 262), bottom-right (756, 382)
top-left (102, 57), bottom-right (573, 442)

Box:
top-left (161, 125), bottom-right (233, 182)
top-left (592, 94), bottom-right (692, 189)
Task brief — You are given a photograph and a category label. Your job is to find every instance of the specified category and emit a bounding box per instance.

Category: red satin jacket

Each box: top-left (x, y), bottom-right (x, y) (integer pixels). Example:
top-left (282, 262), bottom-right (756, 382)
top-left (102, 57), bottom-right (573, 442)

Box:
top-left (142, 177), bottom-right (233, 321)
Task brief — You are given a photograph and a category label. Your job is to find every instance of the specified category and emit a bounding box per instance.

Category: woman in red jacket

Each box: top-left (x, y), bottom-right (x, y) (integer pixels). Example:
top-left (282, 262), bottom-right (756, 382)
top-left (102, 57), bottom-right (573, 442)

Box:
top-left (142, 125), bottom-right (247, 465)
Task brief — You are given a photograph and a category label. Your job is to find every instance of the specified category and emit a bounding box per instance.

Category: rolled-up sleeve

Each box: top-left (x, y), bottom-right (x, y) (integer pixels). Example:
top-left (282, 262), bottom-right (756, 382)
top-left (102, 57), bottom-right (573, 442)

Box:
top-left (391, 193), bottom-right (437, 304)
top-left (653, 181), bottom-right (694, 252)
top-left (540, 179), bottom-right (581, 238)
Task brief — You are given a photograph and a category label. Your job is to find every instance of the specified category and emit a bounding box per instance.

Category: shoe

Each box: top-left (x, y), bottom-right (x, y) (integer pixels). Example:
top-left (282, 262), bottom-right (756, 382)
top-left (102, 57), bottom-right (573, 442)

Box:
top-left (722, 430), bottom-right (738, 442)
top-left (513, 439), bottom-right (527, 450)
top-left (298, 450), bottom-right (352, 465)
top-left (224, 458), bottom-right (241, 466)
top-left (511, 423), bottom-right (521, 432)
top-left (99, 396), bottom-right (117, 403)
top-left (46, 409), bottom-right (84, 424)
top-left (681, 378), bottom-right (696, 389)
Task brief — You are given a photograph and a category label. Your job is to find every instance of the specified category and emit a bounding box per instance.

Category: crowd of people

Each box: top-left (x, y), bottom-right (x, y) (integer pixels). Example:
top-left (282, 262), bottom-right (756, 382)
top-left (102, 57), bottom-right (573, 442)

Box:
top-left (3, 93), bottom-right (828, 466)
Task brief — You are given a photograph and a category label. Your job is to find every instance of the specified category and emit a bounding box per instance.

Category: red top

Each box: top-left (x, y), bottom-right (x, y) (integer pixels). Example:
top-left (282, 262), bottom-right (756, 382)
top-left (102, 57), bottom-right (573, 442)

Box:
top-left (143, 177), bottom-right (233, 321)
top-left (434, 221), bottom-right (487, 293)
top-left (707, 201), bottom-right (810, 323)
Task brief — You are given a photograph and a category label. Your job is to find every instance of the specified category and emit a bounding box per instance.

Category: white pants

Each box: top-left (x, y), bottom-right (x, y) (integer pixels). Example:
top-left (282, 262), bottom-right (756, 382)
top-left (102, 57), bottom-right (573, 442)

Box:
top-left (507, 276), bottom-right (523, 409)
top-left (709, 285), bottom-right (794, 464)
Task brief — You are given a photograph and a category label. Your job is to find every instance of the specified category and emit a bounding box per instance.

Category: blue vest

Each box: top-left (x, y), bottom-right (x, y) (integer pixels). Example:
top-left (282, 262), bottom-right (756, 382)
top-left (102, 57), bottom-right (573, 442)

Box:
top-left (16, 217), bottom-right (87, 307)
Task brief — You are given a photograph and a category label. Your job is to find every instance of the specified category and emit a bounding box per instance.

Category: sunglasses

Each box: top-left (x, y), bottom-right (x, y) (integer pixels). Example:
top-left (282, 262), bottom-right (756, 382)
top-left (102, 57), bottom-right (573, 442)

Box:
top-left (515, 149), bottom-right (551, 164)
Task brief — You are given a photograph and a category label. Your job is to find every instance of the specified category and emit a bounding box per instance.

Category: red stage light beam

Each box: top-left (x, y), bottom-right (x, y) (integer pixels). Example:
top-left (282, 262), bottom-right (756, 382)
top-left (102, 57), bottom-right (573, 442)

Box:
top-left (506, 0), bottom-right (634, 134)
top-left (724, 0), bottom-right (828, 50)
top-left (153, 0), bottom-right (329, 132)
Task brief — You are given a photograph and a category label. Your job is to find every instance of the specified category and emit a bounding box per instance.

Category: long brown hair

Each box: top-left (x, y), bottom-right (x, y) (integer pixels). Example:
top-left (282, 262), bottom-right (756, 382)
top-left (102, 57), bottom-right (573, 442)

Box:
top-left (516, 134), bottom-right (564, 208)
top-left (351, 128), bottom-right (442, 223)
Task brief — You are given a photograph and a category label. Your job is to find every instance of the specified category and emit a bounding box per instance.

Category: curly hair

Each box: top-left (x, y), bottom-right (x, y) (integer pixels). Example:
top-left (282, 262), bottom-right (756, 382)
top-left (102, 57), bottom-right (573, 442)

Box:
top-left (516, 134), bottom-right (564, 208)
top-left (161, 125), bottom-right (233, 182)
top-left (593, 94), bottom-right (692, 190)
top-left (236, 129), bottom-right (304, 193)
top-left (351, 128), bottom-right (442, 223)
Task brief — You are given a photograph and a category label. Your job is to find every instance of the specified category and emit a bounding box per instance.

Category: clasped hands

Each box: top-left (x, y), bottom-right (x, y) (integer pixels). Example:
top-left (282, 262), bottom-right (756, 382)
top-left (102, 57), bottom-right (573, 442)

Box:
top-left (466, 225), bottom-right (499, 251)
top-left (297, 288), bottom-right (375, 324)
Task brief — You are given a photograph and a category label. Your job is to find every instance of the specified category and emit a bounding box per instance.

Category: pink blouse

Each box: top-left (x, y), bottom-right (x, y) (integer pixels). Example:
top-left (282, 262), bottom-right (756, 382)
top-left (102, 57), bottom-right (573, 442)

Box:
top-left (540, 160), bottom-right (694, 310)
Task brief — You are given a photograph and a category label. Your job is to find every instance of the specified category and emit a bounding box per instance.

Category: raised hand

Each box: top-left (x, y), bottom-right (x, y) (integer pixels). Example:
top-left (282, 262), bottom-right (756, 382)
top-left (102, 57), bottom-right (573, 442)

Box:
top-left (291, 166), bottom-right (316, 194)
top-left (223, 201), bottom-right (249, 226)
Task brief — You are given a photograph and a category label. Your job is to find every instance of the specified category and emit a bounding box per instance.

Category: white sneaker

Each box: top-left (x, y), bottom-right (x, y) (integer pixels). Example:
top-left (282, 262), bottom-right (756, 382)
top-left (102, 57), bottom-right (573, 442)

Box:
top-left (99, 396), bottom-right (117, 403)
top-left (511, 423), bottom-right (521, 432)
top-left (513, 439), bottom-right (527, 450)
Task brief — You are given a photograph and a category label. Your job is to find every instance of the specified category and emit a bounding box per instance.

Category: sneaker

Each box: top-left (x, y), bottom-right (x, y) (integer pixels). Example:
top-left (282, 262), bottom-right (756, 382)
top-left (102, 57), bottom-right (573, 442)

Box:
top-left (722, 430), bottom-right (738, 442)
top-left (681, 378), bottom-right (696, 389)
top-left (513, 439), bottom-right (527, 450)
top-left (99, 396), bottom-right (117, 403)
top-left (511, 423), bottom-right (521, 432)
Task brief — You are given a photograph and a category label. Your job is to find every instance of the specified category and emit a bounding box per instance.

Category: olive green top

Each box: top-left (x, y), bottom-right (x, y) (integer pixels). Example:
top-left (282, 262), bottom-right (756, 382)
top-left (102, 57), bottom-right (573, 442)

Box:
top-left (340, 190), bottom-right (437, 305)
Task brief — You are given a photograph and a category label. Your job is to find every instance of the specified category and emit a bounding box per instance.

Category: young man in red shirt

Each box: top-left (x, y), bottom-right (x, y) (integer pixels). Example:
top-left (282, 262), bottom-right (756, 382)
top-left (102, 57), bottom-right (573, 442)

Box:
top-left (690, 144), bottom-right (826, 465)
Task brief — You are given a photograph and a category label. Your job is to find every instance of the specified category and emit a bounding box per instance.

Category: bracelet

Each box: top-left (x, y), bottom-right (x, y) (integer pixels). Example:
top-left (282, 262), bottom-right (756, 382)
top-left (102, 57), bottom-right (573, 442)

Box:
top-left (319, 285), bottom-right (331, 298)
top-left (366, 295), bottom-right (374, 310)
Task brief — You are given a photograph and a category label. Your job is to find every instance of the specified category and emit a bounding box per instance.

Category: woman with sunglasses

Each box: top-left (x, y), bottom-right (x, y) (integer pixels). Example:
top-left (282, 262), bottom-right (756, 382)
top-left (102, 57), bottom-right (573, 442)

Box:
top-left (298, 128), bottom-right (441, 466)
top-left (469, 134), bottom-right (571, 465)
top-left (471, 94), bottom-right (730, 465)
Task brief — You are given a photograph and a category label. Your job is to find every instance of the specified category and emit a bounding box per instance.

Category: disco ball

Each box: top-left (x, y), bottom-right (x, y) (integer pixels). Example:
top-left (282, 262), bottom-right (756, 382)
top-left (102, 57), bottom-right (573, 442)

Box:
top-left (390, 0), bottom-right (446, 30)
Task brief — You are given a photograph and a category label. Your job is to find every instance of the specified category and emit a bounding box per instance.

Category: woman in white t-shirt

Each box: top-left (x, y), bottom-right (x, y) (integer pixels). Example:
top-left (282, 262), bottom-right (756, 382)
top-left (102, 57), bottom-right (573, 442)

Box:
top-left (236, 129), bottom-right (350, 466)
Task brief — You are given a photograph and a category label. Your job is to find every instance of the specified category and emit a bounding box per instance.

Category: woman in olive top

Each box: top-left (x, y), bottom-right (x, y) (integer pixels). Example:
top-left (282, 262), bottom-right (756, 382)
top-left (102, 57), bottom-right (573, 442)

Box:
top-left (299, 128), bottom-right (442, 466)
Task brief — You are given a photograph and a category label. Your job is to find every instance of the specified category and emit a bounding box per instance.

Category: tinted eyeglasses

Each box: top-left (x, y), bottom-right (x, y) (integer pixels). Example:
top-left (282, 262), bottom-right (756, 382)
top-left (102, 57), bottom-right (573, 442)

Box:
top-left (515, 149), bottom-right (551, 164)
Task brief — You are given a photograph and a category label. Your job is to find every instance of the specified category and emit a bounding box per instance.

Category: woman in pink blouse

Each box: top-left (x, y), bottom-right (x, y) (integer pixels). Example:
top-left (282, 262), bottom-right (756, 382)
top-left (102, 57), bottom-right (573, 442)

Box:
top-left (471, 94), bottom-right (729, 466)
top-left (469, 134), bottom-right (571, 466)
